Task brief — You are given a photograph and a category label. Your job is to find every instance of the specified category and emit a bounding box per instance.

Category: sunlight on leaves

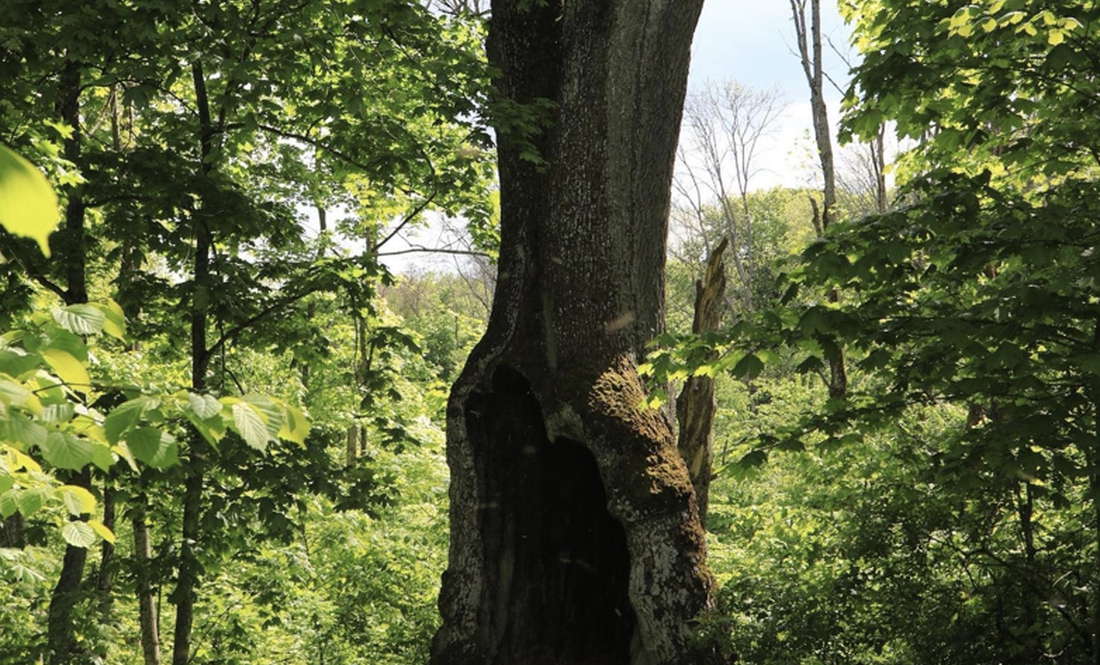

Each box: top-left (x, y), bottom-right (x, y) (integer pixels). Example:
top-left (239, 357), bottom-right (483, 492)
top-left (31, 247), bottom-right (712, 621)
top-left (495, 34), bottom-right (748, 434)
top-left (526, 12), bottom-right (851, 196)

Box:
top-left (0, 144), bottom-right (58, 256)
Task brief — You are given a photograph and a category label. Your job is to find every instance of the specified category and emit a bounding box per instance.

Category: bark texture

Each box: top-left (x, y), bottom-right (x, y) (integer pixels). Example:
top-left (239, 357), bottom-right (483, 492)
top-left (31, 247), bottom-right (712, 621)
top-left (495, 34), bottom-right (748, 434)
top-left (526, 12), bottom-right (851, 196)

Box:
top-left (431, 2), bottom-right (720, 664)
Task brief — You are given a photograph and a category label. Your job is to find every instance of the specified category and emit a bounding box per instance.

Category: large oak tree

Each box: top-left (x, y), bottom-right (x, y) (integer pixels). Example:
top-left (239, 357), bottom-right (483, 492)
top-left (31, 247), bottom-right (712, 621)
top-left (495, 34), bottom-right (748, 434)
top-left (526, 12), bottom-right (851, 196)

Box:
top-left (431, 1), bottom-right (723, 664)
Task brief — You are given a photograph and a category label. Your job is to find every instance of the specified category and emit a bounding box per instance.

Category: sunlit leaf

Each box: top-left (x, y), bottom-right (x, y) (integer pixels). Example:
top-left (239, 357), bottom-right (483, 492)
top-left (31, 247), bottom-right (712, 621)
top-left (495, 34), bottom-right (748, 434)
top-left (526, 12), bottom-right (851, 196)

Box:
top-left (187, 392), bottom-right (222, 419)
top-left (0, 492), bottom-right (16, 518)
top-left (88, 519), bottom-right (115, 544)
top-left (17, 487), bottom-right (48, 517)
top-left (231, 401), bottom-right (269, 451)
top-left (277, 403), bottom-right (310, 446)
top-left (0, 412), bottom-right (47, 451)
top-left (0, 144), bottom-right (58, 256)
top-left (94, 300), bottom-right (127, 340)
top-left (60, 484), bottom-right (96, 516)
top-left (61, 520), bottom-right (96, 548)
top-left (40, 349), bottom-right (91, 394)
top-left (53, 304), bottom-right (106, 336)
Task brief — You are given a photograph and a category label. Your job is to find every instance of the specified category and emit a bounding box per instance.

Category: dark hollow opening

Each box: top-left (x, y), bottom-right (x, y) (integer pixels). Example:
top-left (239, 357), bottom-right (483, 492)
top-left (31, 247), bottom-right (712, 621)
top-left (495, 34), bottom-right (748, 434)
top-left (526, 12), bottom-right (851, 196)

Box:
top-left (467, 366), bottom-right (635, 665)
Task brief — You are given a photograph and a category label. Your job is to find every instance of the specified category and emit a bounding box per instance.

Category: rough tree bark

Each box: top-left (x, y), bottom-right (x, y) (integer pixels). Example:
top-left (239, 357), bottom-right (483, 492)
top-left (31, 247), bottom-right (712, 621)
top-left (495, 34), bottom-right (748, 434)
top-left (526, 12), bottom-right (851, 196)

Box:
top-left (431, 2), bottom-right (722, 664)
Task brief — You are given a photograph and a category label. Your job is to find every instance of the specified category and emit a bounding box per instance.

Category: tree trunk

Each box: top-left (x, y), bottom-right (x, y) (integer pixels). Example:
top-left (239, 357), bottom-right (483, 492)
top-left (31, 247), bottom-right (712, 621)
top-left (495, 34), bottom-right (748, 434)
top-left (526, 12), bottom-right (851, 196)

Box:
top-left (47, 470), bottom-right (91, 665)
top-left (431, 2), bottom-right (721, 664)
top-left (133, 488), bottom-right (162, 665)
top-left (676, 239), bottom-right (727, 529)
top-left (0, 513), bottom-right (25, 548)
top-left (792, 0), bottom-right (846, 400)
top-left (95, 483), bottom-right (116, 624)
top-left (47, 56), bottom-right (95, 665)
top-left (172, 60), bottom-right (216, 665)
top-left (791, 0), bottom-right (835, 231)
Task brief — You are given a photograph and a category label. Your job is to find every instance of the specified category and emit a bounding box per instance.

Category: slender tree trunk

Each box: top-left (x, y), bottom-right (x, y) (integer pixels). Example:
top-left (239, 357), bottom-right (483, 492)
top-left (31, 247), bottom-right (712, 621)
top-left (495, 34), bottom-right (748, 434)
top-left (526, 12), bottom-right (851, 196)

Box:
top-left (792, 0), bottom-right (846, 400)
top-left (95, 483), bottom-right (116, 621)
top-left (47, 470), bottom-right (91, 665)
top-left (110, 91), bottom-right (160, 665)
top-left (133, 490), bottom-right (162, 665)
top-left (791, 0), bottom-right (835, 230)
top-left (57, 58), bottom-right (88, 308)
top-left (675, 239), bottom-right (727, 529)
top-left (91, 482), bottom-right (116, 663)
top-left (431, 2), bottom-right (722, 664)
top-left (1013, 481), bottom-right (1044, 661)
top-left (1088, 320), bottom-right (1100, 665)
top-left (346, 425), bottom-right (359, 467)
top-left (1091, 380), bottom-right (1100, 665)
top-left (47, 56), bottom-right (95, 665)
top-left (872, 126), bottom-right (887, 213)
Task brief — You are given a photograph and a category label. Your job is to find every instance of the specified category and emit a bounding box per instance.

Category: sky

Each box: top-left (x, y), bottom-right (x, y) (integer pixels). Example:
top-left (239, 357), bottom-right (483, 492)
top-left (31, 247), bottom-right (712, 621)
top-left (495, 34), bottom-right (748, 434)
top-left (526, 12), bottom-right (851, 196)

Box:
top-left (689, 0), bottom-right (849, 93)
top-left (684, 0), bottom-right (853, 191)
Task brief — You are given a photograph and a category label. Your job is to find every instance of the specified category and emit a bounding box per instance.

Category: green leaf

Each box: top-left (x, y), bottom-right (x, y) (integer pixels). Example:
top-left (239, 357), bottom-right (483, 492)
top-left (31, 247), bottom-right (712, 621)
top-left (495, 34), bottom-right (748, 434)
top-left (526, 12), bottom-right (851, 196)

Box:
top-left (732, 353), bottom-right (764, 380)
top-left (88, 519), bottom-right (115, 544)
top-left (231, 401), bottom-right (270, 451)
top-left (183, 409), bottom-right (226, 449)
top-left (90, 441), bottom-right (113, 472)
top-left (40, 329), bottom-right (88, 360)
top-left (738, 449), bottom-right (768, 468)
top-left (93, 300), bottom-right (127, 340)
top-left (60, 484), bottom-right (96, 516)
top-left (125, 427), bottom-right (178, 469)
top-left (111, 441), bottom-right (138, 472)
top-left (277, 402), bottom-right (310, 446)
top-left (0, 144), bottom-right (59, 256)
top-left (0, 348), bottom-right (39, 378)
top-left (242, 394), bottom-right (283, 440)
top-left (104, 396), bottom-right (158, 444)
top-left (187, 392), bottom-right (222, 419)
top-left (17, 488), bottom-right (48, 518)
top-left (39, 431), bottom-right (96, 470)
top-left (0, 492), bottom-right (16, 518)
top-left (0, 376), bottom-right (39, 411)
top-left (40, 349), bottom-right (91, 394)
top-left (1, 413), bottom-right (47, 451)
top-left (41, 403), bottom-right (75, 424)
top-left (52, 304), bottom-right (106, 336)
top-left (61, 520), bottom-right (96, 548)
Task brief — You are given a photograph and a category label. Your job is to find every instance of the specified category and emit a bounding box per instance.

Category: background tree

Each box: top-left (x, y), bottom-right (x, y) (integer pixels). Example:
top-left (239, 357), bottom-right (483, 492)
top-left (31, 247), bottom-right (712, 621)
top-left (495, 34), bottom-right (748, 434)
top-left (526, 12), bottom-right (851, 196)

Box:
top-left (675, 81), bottom-right (785, 313)
top-left (790, 0), bottom-right (847, 399)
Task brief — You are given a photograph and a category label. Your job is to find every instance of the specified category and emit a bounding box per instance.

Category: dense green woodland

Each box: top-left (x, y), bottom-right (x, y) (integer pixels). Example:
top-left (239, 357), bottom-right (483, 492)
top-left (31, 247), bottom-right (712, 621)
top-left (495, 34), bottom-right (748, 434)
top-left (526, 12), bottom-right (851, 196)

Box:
top-left (1, 0), bottom-right (1099, 663)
